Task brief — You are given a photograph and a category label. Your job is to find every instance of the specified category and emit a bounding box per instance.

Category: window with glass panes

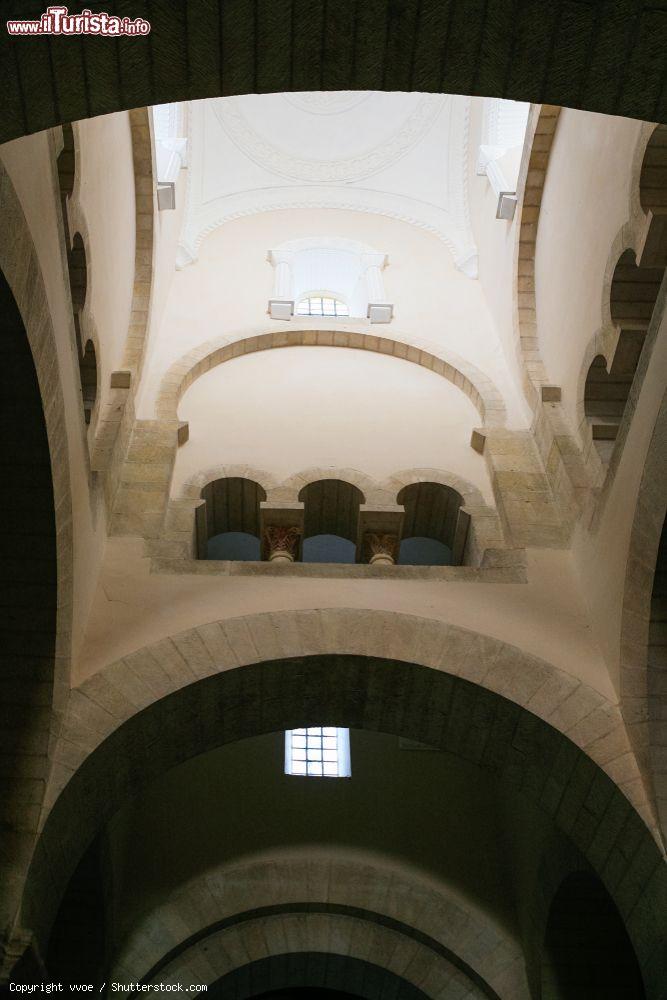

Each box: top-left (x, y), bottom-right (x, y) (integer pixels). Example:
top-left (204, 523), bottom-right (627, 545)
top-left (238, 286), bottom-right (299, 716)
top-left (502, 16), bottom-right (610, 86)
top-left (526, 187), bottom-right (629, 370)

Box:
top-left (296, 296), bottom-right (349, 317)
top-left (285, 727), bottom-right (351, 777)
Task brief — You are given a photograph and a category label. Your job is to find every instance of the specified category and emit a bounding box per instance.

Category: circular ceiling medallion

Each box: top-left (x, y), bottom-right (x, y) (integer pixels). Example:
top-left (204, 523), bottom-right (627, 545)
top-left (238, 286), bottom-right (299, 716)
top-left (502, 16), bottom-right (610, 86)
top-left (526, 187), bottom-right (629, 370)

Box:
top-left (215, 94), bottom-right (445, 184)
top-left (283, 91), bottom-right (372, 115)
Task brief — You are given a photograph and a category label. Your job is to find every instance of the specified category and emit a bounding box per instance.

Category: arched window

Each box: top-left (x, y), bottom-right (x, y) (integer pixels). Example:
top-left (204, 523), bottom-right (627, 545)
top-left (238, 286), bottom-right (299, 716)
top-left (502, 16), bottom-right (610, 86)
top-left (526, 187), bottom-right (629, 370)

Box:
top-left (79, 340), bottom-right (98, 425)
top-left (268, 238), bottom-right (391, 323)
top-left (299, 479), bottom-right (364, 564)
top-left (396, 483), bottom-right (469, 566)
top-left (296, 295), bottom-right (349, 318)
top-left (585, 246), bottom-right (663, 460)
top-left (57, 124), bottom-right (75, 207)
top-left (196, 477), bottom-right (266, 560)
top-left (68, 232), bottom-right (87, 314)
top-left (542, 871), bottom-right (644, 999)
top-left (640, 124), bottom-right (667, 219)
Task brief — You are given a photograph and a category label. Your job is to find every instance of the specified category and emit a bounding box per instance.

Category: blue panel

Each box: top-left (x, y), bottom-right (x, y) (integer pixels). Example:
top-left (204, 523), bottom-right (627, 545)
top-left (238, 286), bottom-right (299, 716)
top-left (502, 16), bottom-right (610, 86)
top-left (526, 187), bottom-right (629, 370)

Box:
top-left (207, 531), bottom-right (261, 561)
top-left (302, 534), bottom-right (356, 564)
top-left (398, 537), bottom-right (451, 566)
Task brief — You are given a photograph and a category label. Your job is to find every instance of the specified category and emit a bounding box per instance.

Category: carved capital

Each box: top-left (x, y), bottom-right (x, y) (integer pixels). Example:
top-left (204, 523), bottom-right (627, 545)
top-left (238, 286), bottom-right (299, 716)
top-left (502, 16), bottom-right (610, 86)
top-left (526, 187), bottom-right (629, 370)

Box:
top-left (363, 532), bottom-right (398, 565)
top-left (264, 525), bottom-right (301, 562)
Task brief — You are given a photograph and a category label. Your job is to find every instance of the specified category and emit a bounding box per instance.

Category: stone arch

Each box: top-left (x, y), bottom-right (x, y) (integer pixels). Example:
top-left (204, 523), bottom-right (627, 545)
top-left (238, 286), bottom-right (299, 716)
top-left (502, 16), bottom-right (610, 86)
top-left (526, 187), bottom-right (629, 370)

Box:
top-left (1, 2), bottom-right (664, 146)
top-left (155, 330), bottom-right (507, 428)
top-left (24, 641), bottom-right (665, 994)
top-left (182, 464), bottom-right (279, 501)
top-left (386, 468), bottom-right (504, 562)
top-left (0, 160), bottom-right (73, 960)
top-left (110, 855), bottom-right (528, 998)
top-left (541, 870), bottom-right (646, 998)
top-left (620, 392), bottom-right (667, 847)
top-left (208, 953), bottom-right (431, 1000)
top-left (72, 108), bottom-right (156, 474)
top-left (196, 475), bottom-right (267, 561)
top-left (512, 105), bottom-right (561, 407)
top-left (136, 915), bottom-right (488, 998)
top-left (574, 146), bottom-right (667, 509)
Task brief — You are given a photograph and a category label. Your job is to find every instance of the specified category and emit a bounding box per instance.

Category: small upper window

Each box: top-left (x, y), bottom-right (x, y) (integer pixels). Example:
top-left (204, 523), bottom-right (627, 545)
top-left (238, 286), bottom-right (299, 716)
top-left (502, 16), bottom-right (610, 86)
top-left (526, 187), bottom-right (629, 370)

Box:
top-left (285, 727), bottom-right (351, 777)
top-left (296, 296), bottom-right (349, 318)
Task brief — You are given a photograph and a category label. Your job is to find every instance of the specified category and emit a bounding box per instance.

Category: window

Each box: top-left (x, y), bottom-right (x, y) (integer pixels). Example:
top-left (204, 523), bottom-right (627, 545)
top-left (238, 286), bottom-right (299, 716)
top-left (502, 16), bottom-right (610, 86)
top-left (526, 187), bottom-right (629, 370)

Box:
top-left (285, 727), bottom-right (351, 777)
top-left (296, 295), bottom-right (349, 318)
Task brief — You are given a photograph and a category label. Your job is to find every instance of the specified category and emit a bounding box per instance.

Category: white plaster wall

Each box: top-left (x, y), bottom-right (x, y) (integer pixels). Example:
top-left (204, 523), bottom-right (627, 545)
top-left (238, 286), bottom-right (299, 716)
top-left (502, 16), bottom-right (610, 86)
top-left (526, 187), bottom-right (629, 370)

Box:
top-left (0, 131), bottom-right (105, 659)
top-left (467, 98), bottom-right (531, 418)
top-left (172, 346), bottom-right (493, 500)
top-left (79, 538), bottom-right (614, 700)
top-left (137, 209), bottom-right (527, 425)
top-left (75, 112), bottom-right (136, 379)
top-left (534, 108), bottom-right (643, 425)
top-left (140, 165), bottom-right (187, 378)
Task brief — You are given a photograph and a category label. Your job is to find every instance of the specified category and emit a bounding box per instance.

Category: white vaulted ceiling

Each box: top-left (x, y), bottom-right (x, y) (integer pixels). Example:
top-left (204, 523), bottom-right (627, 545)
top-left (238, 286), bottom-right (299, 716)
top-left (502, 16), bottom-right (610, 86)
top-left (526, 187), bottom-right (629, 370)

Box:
top-left (176, 91), bottom-right (478, 275)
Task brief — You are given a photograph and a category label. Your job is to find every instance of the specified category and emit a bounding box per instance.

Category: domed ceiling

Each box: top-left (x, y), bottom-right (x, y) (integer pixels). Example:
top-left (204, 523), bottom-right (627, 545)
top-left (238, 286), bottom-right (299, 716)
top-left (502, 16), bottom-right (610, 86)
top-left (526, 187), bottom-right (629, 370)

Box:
top-left (176, 91), bottom-right (478, 275)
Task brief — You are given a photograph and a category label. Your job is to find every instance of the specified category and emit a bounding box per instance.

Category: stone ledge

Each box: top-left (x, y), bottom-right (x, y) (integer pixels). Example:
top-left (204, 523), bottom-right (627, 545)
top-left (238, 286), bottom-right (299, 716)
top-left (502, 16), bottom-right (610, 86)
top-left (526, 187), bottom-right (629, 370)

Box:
top-left (149, 555), bottom-right (527, 584)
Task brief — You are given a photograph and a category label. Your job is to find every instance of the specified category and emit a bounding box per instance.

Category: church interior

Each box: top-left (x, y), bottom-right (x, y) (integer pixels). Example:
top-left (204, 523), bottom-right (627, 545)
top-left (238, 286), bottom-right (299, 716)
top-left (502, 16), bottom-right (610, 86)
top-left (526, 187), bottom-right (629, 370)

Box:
top-left (0, 3), bottom-right (666, 998)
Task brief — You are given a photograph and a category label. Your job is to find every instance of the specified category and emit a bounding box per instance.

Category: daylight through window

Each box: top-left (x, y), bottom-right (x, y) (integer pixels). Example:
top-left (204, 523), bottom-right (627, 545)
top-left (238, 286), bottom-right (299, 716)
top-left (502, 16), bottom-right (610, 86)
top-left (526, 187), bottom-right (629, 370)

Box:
top-left (285, 727), bottom-right (351, 777)
top-left (296, 296), bottom-right (350, 317)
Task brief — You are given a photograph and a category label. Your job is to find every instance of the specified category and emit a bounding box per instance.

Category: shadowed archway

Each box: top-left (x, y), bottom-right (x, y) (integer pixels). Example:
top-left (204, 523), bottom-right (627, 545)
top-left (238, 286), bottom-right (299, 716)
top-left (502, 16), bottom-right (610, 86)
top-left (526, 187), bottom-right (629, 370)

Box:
top-left (210, 953), bottom-right (430, 1000)
top-left (21, 654), bottom-right (667, 996)
top-left (1, 0), bottom-right (666, 145)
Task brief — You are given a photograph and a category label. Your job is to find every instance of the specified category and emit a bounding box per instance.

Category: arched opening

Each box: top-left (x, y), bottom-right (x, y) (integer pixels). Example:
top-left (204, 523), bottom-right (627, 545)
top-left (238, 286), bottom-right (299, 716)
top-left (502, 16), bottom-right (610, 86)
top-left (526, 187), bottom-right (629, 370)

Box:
top-left (79, 339), bottom-right (98, 425)
top-left (649, 513), bottom-right (667, 833)
top-left (640, 125), bottom-right (667, 218)
top-left (542, 871), bottom-right (645, 999)
top-left (396, 482), bottom-right (469, 566)
top-left (299, 480), bottom-right (364, 563)
top-left (68, 231), bottom-right (87, 315)
top-left (0, 267), bottom-right (57, 948)
top-left (56, 123), bottom-right (75, 247)
top-left (209, 954), bottom-right (429, 1000)
top-left (295, 295), bottom-right (350, 318)
top-left (196, 477), bottom-right (266, 560)
top-left (0, 6), bottom-right (663, 146)
top-left (26, 652), bottom-right (665, 995)
top-left (585, 246), bottom-right (664, 460)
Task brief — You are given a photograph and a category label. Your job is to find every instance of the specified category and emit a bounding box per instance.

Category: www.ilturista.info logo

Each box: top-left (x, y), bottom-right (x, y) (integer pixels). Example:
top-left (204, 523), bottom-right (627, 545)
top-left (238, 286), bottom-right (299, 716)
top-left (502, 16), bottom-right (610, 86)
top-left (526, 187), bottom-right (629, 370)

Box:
top-left (7, 5), bottom-right (151, 36)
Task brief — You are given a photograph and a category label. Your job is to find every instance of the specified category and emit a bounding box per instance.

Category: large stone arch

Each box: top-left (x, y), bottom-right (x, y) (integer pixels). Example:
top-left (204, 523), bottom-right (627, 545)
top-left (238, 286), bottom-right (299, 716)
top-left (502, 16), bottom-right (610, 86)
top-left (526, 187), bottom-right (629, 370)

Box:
top-left (1, 1), bottom-right (665, 145)
top-left (111, 855), bottom-right (529, 998)
top-left (139, 913), bottom-right (489, 999)
top-left (210, 953), bottom-right (432, 1000)
top-left (156, 329), bottom-right (507, 427)
top-left (620, 392), bottom-right (667, 848)
top-left (43, 610), bottom-right (649, 827)
top-left (21, 629), bottom-right (667, 992)
top-left (0, 158), bottom-right (72, 969)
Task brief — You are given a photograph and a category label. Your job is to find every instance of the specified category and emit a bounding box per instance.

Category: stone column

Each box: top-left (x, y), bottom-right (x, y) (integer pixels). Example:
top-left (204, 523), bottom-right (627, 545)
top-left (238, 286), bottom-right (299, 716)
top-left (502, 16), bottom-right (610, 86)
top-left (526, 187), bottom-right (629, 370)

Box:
top-left (357, 503), bottom-right (404, 565)
top-left (260, 500), bottom-right (304, 562)
top-left (363, 532), bottom-right (399, 565)
top-left (362, 252), bottom-right (393, 323)
top-left (268, 250), bottom-right (294, 320)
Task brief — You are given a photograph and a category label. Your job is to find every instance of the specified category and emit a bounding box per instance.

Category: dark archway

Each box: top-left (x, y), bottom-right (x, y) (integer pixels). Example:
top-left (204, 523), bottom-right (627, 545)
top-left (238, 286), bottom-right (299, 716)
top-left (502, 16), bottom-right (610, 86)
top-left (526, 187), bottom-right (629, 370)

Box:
top-left (649, 513), bottom-right (667, 836)
top-left (209, 953), bottom-right (428, 1000)
top-left (22, 656), bottom-right (666, 996)
top-left (197, 476), bottom-right (266, 559)
top-left (1, 1), bottom-right (666, 145)
top-left (0, 268), bottom-right (57, 932)
top-left (542, 871), bottom-right (645, 999)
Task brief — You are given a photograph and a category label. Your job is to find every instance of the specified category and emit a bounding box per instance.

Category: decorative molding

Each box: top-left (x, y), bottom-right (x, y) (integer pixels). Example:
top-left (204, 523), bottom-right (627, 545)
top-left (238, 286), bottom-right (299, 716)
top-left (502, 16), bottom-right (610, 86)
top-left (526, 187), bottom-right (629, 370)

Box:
top-left (177, 95), bottom-right (478, 276)
top-left (214, 94), bottom-right (445, 184)
top-left (282, 92), bottom-right (373, 115)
